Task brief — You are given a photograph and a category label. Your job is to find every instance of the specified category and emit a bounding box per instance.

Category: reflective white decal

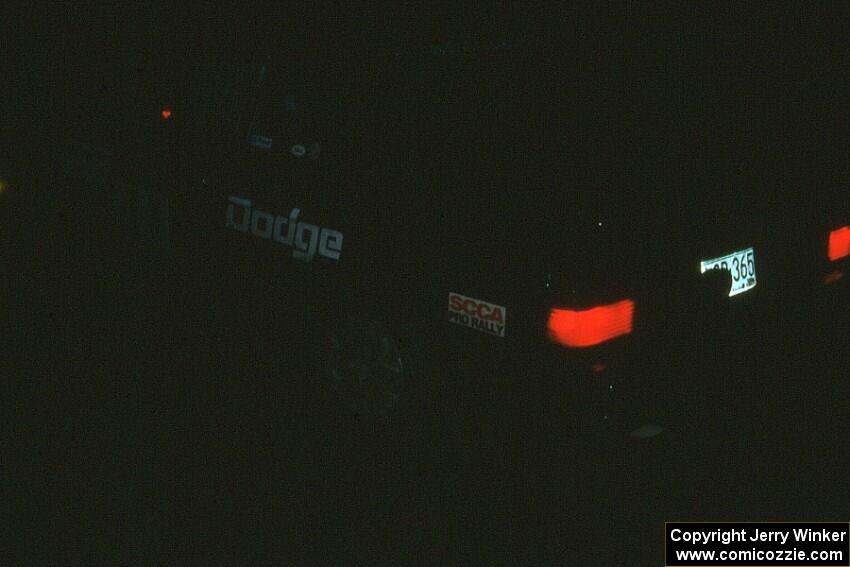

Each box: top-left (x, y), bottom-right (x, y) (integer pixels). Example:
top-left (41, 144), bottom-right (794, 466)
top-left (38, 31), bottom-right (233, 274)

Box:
top-left (250, 134), bottom-right (273, 150)
top-left (226, 196), bottom-right (343, 262)
top-left (447, 292), bottom-right (506, 338)
top-left (699, 247), bottom-right (757, 297)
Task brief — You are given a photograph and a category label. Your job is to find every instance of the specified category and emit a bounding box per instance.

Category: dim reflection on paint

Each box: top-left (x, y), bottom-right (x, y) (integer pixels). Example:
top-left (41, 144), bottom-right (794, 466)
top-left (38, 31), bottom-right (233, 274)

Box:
top-left (823, 270), bottom-right (844, 285)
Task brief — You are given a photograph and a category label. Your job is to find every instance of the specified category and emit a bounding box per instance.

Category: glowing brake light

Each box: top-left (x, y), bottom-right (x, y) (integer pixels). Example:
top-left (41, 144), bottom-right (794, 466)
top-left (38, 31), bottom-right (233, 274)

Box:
top-left (827, 225), bottom-right (850, 262)
top-left (547, 299), bottom-right (635, 348)
top-left (161, 107), bottom-right (173, 120)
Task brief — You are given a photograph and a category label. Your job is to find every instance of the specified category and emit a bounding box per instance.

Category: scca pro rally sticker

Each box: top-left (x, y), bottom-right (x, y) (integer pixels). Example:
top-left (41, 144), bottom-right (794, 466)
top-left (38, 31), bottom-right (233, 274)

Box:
top-left (447, 292), bottom-right (506, 338)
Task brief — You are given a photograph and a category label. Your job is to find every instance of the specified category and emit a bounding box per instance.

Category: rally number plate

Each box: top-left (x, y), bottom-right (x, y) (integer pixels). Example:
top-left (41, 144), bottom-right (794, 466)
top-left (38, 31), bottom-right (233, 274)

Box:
top-left (700, 247), bottom-right (757, 297)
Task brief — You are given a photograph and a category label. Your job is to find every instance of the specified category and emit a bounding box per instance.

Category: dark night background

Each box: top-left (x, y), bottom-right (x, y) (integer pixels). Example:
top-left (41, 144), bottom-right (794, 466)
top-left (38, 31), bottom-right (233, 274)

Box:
top-left (2, 4), bottom-right (849, 565)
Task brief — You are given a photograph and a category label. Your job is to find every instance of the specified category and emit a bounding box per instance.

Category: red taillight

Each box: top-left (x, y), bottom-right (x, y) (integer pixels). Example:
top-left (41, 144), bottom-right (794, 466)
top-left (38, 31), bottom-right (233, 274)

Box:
top-left (161, 107), bottom-right (173, 120)
top-left (828, 225), bottom-right (850, 262)
top-left (547, 299), bottom-right (635, 348)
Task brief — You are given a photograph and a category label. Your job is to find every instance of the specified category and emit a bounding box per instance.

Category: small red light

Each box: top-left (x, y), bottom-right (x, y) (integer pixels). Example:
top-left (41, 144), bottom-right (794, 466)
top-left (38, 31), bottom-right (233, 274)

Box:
top-left (547, 299), bottom-right (635, 348)
top-left (828, 225), bottom-right (850, 262)
top-left (161, 108), bottom-right (172, 120)
top-left (591, 362), bottom-right (607, 373)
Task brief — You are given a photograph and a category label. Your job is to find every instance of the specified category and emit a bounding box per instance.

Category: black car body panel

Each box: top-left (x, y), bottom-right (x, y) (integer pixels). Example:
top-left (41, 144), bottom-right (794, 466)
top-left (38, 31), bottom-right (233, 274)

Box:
top-left (14, 8), bottom-right (847, 436)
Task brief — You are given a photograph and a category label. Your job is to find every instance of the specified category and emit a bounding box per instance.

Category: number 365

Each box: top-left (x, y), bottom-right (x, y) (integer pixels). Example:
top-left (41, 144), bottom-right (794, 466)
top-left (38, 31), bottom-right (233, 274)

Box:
top-left (732, 251), bottom-right (755, 281)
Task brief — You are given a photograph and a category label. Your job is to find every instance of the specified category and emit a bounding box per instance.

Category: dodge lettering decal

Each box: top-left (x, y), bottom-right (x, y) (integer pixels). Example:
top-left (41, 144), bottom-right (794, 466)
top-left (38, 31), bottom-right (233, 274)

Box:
top-left (226, 196), bottom-right (343, 262)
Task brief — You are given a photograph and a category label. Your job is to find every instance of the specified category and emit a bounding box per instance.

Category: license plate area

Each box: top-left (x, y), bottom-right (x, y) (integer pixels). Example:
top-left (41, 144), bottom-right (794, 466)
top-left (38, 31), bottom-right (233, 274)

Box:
top-left (700, 246), bottom-right (757, 297)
